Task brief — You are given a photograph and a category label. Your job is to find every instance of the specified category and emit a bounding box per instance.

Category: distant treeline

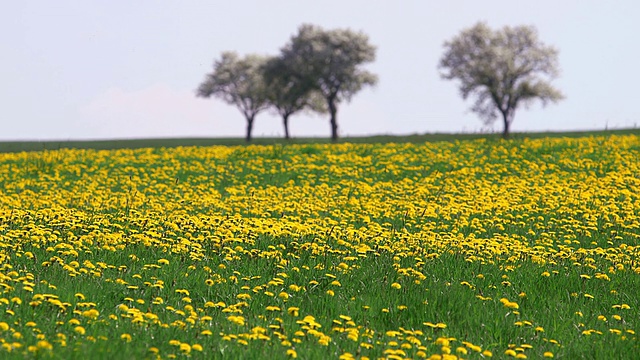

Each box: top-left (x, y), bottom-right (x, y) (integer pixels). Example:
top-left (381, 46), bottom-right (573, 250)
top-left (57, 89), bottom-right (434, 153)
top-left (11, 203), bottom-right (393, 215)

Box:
top-left (197, 22), bottom-right (564, 141)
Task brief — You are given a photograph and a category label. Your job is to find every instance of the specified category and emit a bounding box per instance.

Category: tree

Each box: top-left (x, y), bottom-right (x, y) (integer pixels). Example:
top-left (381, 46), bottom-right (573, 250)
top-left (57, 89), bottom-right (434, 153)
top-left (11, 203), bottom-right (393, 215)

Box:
top-left (262, 56), bottom-right (325, 140)
top-left (439, 22), bottom-right (564, 138)
top-left (197, 51), bottom-right (269, 142)
top-left (279, 24), bottom-right (378, 141)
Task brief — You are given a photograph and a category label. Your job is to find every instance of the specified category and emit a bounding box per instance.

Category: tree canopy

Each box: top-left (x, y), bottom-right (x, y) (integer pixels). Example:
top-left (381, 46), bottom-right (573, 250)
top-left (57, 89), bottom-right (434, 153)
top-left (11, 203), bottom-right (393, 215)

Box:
top-left (279, 24), bottom-right (378, 141)
top-left (196, 51), bottom-right (269, 142)
top-left (439, 22), bottom-right (564, 138)
top-left (262, 56), bottom-right (325, 140)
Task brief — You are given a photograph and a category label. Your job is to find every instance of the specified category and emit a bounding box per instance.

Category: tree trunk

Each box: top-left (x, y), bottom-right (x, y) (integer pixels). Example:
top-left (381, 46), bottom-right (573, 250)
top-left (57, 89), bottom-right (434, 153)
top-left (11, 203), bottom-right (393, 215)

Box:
top-left (328, 99), bottom-right (338, 142)
top-left (282, 114), bottom-right (290, 140)
top-left (245, 115), bottom-right (255, 142)
top-left (501, 110), bottom-right (511, 139)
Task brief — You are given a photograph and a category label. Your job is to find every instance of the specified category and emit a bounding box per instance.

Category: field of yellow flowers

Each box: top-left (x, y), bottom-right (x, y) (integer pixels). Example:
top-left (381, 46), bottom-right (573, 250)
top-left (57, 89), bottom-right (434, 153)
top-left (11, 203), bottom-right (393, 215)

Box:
top-left (1, 135), bottom-right (639, 359)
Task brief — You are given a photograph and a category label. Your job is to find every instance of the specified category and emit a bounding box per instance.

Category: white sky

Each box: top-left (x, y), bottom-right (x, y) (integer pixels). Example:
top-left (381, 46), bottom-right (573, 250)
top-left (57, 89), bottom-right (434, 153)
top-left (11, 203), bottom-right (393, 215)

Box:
top-left (1, 1), bottom-right (638, 140)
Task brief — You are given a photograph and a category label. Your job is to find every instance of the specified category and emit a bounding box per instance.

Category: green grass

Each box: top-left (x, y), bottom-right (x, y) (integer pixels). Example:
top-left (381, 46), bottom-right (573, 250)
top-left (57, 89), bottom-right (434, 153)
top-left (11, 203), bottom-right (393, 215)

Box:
top-left (1, 133), bottom-right (639, 359)
top-left (2, 128), bottom-right (640, 153)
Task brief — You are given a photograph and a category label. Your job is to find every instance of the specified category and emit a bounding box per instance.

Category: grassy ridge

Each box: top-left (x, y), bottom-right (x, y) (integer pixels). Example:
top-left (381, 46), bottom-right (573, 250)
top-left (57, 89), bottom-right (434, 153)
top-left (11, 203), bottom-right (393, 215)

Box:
top-left (1, 128), bottom-right (639, 152)
top-left (0, 134), bottom-right (639, 359)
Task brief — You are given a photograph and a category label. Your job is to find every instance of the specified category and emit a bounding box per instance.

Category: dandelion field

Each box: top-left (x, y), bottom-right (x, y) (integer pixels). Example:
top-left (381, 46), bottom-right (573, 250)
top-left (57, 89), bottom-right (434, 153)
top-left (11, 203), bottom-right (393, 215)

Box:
top-left (1, 135), bottom-right (639, 359)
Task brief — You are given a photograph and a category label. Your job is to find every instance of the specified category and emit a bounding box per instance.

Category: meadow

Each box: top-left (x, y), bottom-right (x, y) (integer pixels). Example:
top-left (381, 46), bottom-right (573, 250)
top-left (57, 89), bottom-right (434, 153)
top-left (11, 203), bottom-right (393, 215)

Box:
top-left (0, 134), bottom-right (639, 359)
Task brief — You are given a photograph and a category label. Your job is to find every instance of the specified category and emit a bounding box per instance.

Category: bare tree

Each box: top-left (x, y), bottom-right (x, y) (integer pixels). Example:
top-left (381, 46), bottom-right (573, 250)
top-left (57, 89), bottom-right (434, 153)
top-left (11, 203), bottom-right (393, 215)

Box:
top-left (439, 22), bottom-right (564, 138)
top-left (197, 52), bottom-right (269, 142)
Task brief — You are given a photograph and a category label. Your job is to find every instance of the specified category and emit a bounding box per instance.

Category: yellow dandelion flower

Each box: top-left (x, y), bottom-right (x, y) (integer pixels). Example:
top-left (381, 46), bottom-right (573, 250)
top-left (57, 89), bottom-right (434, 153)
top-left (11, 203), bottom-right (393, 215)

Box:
top-left (36, 340), bottom-right (53, 350)
top-left (179, 343), bottom-right (191, 353)
top-left (227, 315), bottom-right (245, 326)
top-left (82, 309), bottom-right (99, 320)
top-left (505, 349), bottom-right (517, 356)
top-left (287, 307), bottom-right (300, 317)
